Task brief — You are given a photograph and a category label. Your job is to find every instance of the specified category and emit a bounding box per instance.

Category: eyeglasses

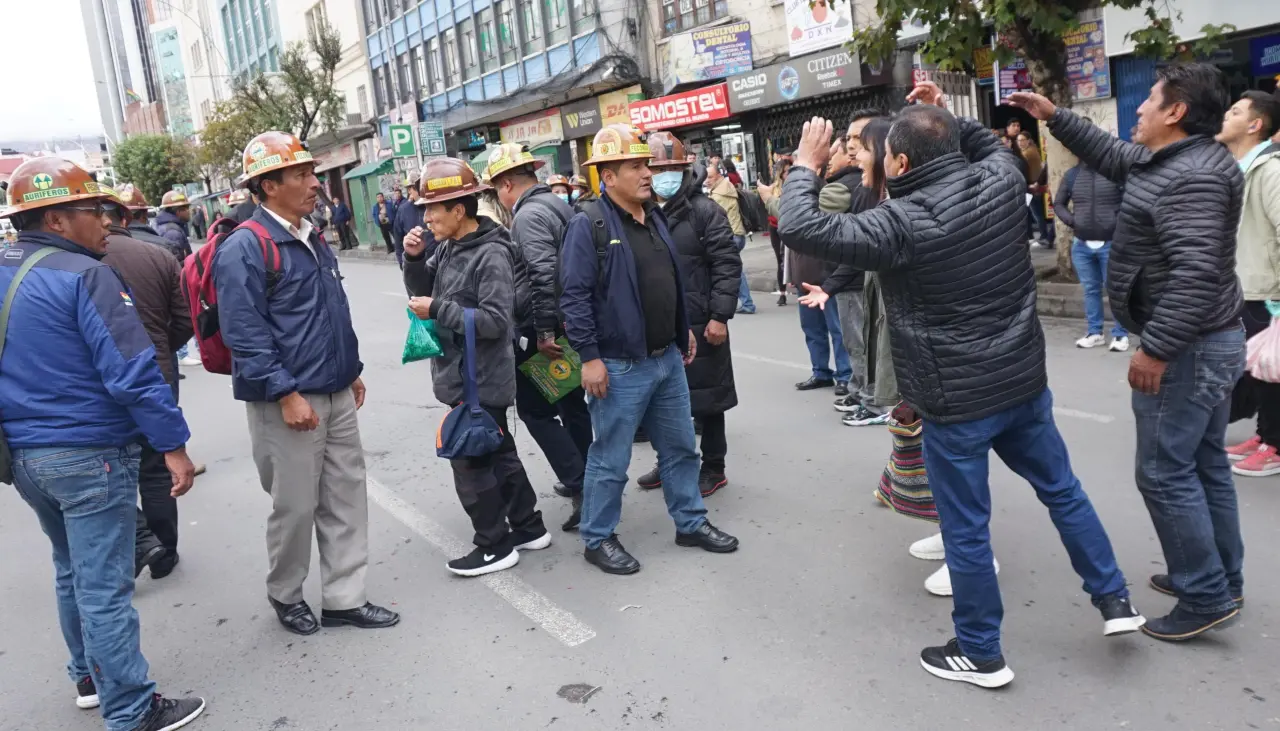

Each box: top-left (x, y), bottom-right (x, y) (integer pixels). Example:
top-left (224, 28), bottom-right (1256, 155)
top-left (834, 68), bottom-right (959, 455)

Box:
top-left (62, 204), bottom-right (107, 217)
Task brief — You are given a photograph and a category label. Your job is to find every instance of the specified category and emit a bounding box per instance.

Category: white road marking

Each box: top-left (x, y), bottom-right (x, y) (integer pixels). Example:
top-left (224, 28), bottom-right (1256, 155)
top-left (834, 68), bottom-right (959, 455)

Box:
top-left (734, 351), bottom-right (1116, 424)
top-left (366, 477), bottom-right (596, 647)
top-left (380, 291), bottom-right (406, 298)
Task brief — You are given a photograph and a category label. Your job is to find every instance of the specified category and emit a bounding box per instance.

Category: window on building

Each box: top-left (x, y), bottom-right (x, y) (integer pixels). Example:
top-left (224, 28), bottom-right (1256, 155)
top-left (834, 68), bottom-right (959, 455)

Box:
top-left (661, 0), bottom-right (726, 34)
top-left (443, 28), bottom-right (461, 87)
top-left (269, 46), bottom-right (279, 71)
top-left (357, 84), bottom-right (370, 118)
top-left (191, 42), bottom-right (204, 71)
top-left (496, 1), bottom-right (518, 66)
top-left (571, 0), bottom-right (595, 34)
top-left (373, 68), bottom-right (387, 112)
top-left (305, 2), bottom-right (327, 43)
top-left (410, 47), bottom-right (424, 97)
top-left (518, 0), bottom-right (543, 56)
top-left (363, 0), bottom-right (377, 32)
top-left (545, 0), bottom-right (569, 46)
top-left (426, 37), bottom-right (443, 93)
top-left (459, 18), bottom-right (479, 81)
top-left (248, 0), bottom-right (263, 48)
top-left (261, 0), bottom-right (274, 43)
top-left (397, 53), bottom-right (411, 103)
top-left (201, 99), bottom-right (211, 124)
top-left (478, 8), bottom-right (498, 72)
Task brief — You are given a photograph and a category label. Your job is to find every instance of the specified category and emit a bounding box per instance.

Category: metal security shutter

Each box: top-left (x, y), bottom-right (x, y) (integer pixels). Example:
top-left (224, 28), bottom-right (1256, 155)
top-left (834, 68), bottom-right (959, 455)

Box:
top-left (752, 86), bottom-right (902, 157)
top-left (1114, 56), bottom-right (1157, 142)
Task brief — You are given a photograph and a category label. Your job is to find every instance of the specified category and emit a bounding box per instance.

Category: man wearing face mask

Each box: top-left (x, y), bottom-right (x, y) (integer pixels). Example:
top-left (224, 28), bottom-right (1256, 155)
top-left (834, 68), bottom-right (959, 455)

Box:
top-left (571, 174), bottom-right (597, 211)
top-left (484, 144), bottom-right (592, 533)
top-left (635, 131), bottom-right (742, 497)
top-left (780, 82), bottom-right (1142, 688)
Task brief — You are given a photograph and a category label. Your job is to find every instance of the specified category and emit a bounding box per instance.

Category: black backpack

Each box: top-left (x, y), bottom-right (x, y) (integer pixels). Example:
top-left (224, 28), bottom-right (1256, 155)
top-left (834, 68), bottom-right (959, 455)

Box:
top-left (737, 188), bottom-right (769, 234)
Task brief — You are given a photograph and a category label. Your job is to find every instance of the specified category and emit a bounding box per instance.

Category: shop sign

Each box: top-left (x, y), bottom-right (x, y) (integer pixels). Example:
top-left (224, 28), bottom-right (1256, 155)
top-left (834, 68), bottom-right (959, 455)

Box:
top-left (312, 142), bottom-right (358, 173)
top-left (661, 21), bottom-right (754, 92)
top-left (995, 58), bottom-right (1031, 102)
top-left (784, 0), bottom-right (853, 57)
top-left (1251, 34), bottom-right (1280, 77)
top-left (1065, 17), bottom-right (1111, 100)
top-left (973, 47), bottom-right (995, 82)
top-left (598, 85), bottom-right (645, 126)
top-left (560, 97), bottom-right (603, 140)
top-left (726, 47), bottom-right (862, 114)
top-left (500, 108), bottom-right (564, 149)
top-left (628, 83), bottom-right (730, 131)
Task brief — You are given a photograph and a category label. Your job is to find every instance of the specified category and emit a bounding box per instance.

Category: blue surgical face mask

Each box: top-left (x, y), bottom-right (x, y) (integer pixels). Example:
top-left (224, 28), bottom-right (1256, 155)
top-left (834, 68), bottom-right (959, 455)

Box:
top-left (651, 170), bottom-right (684, 199)
top-left (556, 193), bottom-right (570, 204)
top-left (570, 190), bottom-right (580, 201)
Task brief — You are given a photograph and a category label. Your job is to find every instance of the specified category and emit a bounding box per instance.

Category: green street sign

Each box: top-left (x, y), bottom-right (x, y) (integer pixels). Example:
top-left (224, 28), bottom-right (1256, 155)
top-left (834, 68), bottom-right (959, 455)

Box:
top-left (390, 124), bottom-right (416, 157)
top-left (418, 121), bottom-right (446, 157)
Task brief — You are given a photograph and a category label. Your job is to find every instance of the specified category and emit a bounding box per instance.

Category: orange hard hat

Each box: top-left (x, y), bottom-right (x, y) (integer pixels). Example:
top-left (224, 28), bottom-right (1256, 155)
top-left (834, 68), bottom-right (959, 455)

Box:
top-left (239, 131), bottom-right (314, 187)
top-left (1, 157), bottom-right (113, 218)
top-left (115, 184), bottom-right (151, 211)
top-left (416, 157), bottom-right (490, 206)
top-left (646, 131), bottom-right (689, 169)
top-left (544, 174), bottom-right (571, 187)
top-left (583, 124), bottom-right (652, 166)
top-left (159, 189), bottom-right (191, 209)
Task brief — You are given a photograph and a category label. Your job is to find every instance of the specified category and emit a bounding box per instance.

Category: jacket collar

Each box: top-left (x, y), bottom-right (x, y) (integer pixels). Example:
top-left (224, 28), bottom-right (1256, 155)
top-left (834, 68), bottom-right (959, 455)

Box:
top-left (512, 183), bottom-right (552, 215)
top-left (155, 210), bottom-right (186, 229)
top-left (885, 152), bottom-right (968, 199)
top-left (127, 222), bottom-right (160, 236)
top-left (1242, 141), bottom-right (1280, 174)
top-left (825, 165), bottom-right (863, 189)
top-left (251, 206), bottom-right (314, 245)
top-left (1148, 134), bottom-right (1218, 163)
top-left (15, 230), bottom-right (104, 260)
top-left (441, 216), bottom-right (507, 253)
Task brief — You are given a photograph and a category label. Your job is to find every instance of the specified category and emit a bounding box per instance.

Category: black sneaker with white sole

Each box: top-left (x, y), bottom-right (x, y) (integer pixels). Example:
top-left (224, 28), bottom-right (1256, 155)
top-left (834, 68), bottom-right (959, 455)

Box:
top-left (1098, 595), bottom-right (1145, 636)
top-left (133, 694), bottom-right (205, 731)
top-left (447, 544), bottom-right (519, 577)
top-left (920, 638), bottom-right (1014, 689)
top-left (75, 676), bottom-right (98, 709)
top-left (842, 405), bottom-right (891, 427)
top-left (512, 528), bottom-right (551, 551)
top-left (833, 394), bottom-right (860, 412)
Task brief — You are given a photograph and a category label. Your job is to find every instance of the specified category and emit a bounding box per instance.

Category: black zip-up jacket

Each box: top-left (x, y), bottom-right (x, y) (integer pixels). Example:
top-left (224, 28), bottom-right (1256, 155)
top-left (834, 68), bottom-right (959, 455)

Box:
top-left (1052, 162), bottom-right (1123, 242)
top-left (779, 114), bottom-right (1045, 424)
top-left (511, 183), bottom-right (574, 332)
top-left (819, 165), bottom-right (879, 294)
top-left (1048, 108), bottom-right (1244, 361)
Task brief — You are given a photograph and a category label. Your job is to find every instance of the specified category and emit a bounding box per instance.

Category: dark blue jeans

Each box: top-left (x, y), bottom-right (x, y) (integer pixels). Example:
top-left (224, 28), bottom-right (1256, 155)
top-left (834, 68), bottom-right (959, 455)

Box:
top-left (798, 298), bottom-right (852, 382)
top-left (923, 388), bottom-right (1128, 660)
top-left (1071, 239), bottom-right (1127, 338)
top-left (12, 444), bottom-right (156, 730)
top-left (580, 345), bottom-right (708, 549)
top-left (1132, 328), bottom-right (1246, 614)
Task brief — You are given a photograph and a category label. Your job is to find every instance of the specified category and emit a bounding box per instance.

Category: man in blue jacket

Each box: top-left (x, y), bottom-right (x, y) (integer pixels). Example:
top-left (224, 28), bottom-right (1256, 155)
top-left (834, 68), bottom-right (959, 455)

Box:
top-left (154, 189), bottom-right (193, 262)
top-left (213, 131), bottom-right (398, 636)
top-left (560, 124), bottom-right (739, 575)
top-left (332, 196), bottom-right (356, 250)
top-left (390, 176), bottom-right (421, 268)
top-left (0, 159), bottom-right (204, 731)
top-left (371, 191), bottom-right (395, 253)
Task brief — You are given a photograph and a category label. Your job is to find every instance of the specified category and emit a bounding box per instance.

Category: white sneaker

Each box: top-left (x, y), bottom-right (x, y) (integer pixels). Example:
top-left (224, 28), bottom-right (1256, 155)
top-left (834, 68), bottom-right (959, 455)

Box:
top-left (908, 532), bottom-right (946, 561)
top-left (178, 356), bottom-right (203, 367)
top-left (1075, 334), bottom-right (1106, 349)
top-left (924, 559), bottom-right (1000, 597)
top-left (1109, 336), bottom-right (1130, 352)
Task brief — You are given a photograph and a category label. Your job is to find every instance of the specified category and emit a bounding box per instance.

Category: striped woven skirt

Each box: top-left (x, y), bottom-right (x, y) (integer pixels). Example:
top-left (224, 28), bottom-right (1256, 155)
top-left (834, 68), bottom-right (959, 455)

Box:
top-left (875, 417), bottom-right (938, 523)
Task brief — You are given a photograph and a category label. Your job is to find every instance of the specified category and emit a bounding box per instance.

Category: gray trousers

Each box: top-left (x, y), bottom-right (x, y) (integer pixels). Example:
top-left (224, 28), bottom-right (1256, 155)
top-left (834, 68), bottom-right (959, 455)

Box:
top-left (246, 389), bottom-right (368, 610)
top-left (835, 289), bottom-right (868, 395)
top-left (860, 273), bottom-right (899, 412)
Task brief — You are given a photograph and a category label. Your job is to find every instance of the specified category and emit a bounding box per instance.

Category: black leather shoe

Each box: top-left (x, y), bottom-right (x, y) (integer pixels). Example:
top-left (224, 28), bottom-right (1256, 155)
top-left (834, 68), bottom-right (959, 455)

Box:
top-left (561, 492), bottom-right (582, 532)
top-left (149, 551), bottom-right (179, 579)
top-left (834, 381), bottom-right (850, 397)
top-left (1141, 604), bottom-right (1238, 642)
top-left (552, 482), bottom-right (574, 498)
top-left (698, 470), bottom-right (727, 498)
top-left (637, 465), bottom-right (662, 490)
top-left (676, 521), bottom-right (739, 553)
top-left (1150, 573), bottom-right (1243, 607)
top-left (321, 602), bottom-right (401, 629)
top-left (795, 377), bottom-right (835, 391)
top-left (585, 536), bottom-right (641, 575)
top-left (135, 545), bottom-right (165, 579)
top-left (268, 596), bottom-right (319, 635)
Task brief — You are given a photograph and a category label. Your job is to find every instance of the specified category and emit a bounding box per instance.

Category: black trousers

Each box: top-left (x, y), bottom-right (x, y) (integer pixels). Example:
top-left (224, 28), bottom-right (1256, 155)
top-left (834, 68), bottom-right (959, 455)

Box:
top-left (699, 412), bottom-right (727, 472)
top-left (379, 223), bottom-right (394, 252)
top-left (513, 330), bottom-right (593, 494)
top-left (450, 406), bottom-right (545, 548)
top-left (1234, 301), bottom-right (1280, 445)
top-left (768, 226), bottom-right (785, 290)
top-left (337, 222), bottom-right (356, 250)
top-left (138, 443), bottom-right (179, 551)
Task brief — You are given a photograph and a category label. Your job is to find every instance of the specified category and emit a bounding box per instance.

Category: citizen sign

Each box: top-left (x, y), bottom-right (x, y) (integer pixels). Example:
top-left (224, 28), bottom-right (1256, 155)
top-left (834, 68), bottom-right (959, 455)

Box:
top-left (724, 48), bottom-right (863, 114)
top-left (628, 83), bottom-right (730, 131)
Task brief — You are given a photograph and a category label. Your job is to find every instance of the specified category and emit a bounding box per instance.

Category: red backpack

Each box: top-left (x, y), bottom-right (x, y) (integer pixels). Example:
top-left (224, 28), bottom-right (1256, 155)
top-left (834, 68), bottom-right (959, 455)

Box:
top-left (181, 217), bottom-right (282, 374)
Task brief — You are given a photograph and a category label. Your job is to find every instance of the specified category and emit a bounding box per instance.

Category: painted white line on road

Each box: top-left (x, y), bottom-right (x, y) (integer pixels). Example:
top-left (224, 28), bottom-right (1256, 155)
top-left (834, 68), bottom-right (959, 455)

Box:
top-left (735, 351), bottom-right (1116, 424)
top-left (366, 477), bottom-right (596, 647)
top-left (380, 291), bottom-right (406, 298)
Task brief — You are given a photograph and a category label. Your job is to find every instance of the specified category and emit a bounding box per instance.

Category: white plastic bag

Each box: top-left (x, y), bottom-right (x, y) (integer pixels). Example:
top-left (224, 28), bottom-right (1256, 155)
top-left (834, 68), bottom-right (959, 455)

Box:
top-left (1246, 317), bottom-right (1280, 383)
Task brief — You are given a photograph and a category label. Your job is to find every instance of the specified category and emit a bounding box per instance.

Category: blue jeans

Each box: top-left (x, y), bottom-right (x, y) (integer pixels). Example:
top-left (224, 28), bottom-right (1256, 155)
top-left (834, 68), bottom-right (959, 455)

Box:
top-left (580, 345), bottom-right (708, 548)
top-left (12, 444), bottom-right (156, 730)
top-left (922, 388), bottom-right (1128, 660)
top-left (798, 298), bottom-right (852, 382)
top-left (734, 235), bottom-right (755, 313)
top-left (1132, 327), bottom-right (1245, 614)
top-left (1071, 239), bottom-right (1126, 338)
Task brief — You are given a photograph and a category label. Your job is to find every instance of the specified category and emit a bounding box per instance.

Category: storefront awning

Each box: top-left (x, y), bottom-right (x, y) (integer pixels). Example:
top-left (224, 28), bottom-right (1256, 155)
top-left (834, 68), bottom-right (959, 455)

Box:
top-left (342, 158), bottom-right (394, 180)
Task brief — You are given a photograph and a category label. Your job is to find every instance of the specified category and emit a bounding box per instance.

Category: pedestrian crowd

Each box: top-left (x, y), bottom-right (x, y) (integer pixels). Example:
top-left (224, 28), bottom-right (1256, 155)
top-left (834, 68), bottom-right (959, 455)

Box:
top-left (1, 60), bottom-right (1278, 731)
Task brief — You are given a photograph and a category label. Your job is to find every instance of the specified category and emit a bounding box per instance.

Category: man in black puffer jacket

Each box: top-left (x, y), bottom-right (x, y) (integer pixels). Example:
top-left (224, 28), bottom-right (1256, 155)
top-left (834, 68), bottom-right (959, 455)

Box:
top-left (1053, 160), bottom-right (1128, 351)
top-left (780, 82), bottom-right (1141, 689)
top-left (1012, 63), bottom-right (1246, 643)
top-left (636, 136), bottom-right (741, 497)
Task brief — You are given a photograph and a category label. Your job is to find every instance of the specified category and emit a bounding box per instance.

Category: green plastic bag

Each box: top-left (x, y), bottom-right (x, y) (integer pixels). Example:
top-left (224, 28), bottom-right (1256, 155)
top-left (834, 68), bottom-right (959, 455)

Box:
top-left (402, 308), bottom-right (444, 364)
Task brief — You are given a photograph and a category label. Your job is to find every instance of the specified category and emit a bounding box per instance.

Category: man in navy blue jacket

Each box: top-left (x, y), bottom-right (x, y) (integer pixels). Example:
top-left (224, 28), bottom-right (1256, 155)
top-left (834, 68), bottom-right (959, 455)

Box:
top-left (0, 159), bottom-right (204, 731)
top-left (390, 176), bottom-right (421, 268)
top-left (560, 124), bottom-right (739, 575)
top-left (213, 131), bottom-right (398, 636)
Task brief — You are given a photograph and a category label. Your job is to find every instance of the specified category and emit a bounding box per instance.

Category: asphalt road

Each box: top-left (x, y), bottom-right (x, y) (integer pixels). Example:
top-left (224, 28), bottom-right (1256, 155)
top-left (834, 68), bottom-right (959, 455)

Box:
top-left (2, 258), bottom-right (1278, 731)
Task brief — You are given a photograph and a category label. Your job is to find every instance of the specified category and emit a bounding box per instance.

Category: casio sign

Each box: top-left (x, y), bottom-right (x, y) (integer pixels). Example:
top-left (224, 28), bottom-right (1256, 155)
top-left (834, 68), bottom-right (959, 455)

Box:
top-left (732, 73), bottom-right (767, 92)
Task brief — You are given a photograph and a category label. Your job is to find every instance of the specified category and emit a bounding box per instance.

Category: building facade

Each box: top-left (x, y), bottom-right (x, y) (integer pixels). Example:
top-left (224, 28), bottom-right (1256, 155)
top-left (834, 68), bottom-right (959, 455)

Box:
top-left (177, 0), bottom-right (233, 133)
top-left (82, 0), bottom-right (166, 142)
top-left (153, 23), bottom-right (196, 138)
top-left (218, 0), bottom-right (282, 79)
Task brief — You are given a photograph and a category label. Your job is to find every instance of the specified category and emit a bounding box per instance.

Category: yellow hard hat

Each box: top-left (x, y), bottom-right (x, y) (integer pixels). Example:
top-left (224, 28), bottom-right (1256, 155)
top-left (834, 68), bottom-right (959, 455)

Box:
top-left (483, 142), bottom-right (545, 183)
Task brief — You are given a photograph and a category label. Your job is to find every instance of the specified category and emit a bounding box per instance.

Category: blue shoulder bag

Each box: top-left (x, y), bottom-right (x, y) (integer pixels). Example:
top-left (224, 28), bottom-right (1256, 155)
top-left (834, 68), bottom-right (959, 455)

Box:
top-left (435, 308), bottom-right (505, 459)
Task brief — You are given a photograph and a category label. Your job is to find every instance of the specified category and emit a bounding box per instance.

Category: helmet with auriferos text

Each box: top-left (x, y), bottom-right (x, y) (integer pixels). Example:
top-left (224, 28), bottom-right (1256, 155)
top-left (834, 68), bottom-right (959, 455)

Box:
top-left (238, 131), bottom-right (314, 188)
top-left (0, 157), bottom-right (114, 219)
top-left (416, 157), bottom-right (491, 206)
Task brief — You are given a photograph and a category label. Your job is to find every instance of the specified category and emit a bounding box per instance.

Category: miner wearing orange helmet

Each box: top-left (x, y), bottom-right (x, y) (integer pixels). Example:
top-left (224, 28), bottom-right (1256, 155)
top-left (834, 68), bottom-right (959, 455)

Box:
top-left (212, 131), bottom-right (399, 634)
top-left (0, 158), bottom-right (205, 728)
top-left (559, 124), bottom-right (740, 575)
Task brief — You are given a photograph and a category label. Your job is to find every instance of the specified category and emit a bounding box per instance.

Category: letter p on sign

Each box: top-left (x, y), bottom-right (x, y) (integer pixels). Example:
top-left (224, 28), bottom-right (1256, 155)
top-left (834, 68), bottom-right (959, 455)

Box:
top-left (390, 124), bottom-right (416, 157)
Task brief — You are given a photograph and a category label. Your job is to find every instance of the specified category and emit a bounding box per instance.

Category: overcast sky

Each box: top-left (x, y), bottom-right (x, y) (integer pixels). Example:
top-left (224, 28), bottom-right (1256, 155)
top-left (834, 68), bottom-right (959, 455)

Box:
top-left (0, 0), bottom-right (104, 140)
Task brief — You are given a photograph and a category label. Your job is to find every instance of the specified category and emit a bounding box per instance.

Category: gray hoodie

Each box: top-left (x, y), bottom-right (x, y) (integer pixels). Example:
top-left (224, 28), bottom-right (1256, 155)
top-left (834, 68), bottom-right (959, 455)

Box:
top-left (403, 217), bottom-right (517, 408)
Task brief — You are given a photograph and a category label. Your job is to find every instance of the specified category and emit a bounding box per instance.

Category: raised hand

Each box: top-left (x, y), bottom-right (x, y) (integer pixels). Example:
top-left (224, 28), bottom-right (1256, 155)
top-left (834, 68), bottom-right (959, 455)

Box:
top-left (1005, 91), bottom-right (1057, 121)
top-left (793, 117), bottom-right (834, 175)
